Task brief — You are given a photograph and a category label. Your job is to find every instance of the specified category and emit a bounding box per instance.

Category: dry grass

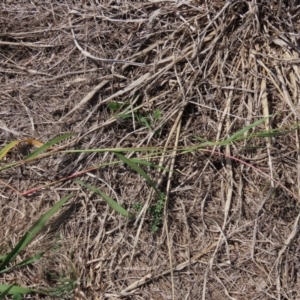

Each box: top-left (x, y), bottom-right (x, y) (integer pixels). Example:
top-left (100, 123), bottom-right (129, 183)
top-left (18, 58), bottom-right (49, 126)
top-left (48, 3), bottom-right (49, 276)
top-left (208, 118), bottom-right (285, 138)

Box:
top-left (1, 0), bottom-right (300, 299)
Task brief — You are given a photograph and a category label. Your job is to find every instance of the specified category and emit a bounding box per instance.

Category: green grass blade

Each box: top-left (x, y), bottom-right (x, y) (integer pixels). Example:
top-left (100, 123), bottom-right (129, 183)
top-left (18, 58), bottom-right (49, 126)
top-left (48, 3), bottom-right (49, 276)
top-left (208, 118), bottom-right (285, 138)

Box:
top-left (0, 194), bottom-right (73, 271)
top-left (12, 294), bottom-right (22, 300)
top-left (0, 141), bottom-right (20, 161)
top-left (130, 158), bottom-right (157, 167)
top-left (0, 255), bottom-right (6, 261)
top-left (115, 113), bottom-right (132, 120)
top-left (0, 285), bottom-right (13, 299)
top-left (114, 152), bottom-right (160, 195)
top-left (139, 116), bottom-right (151, 129)
top-left (226, 117), bottom-right (270, 143)
top-left (76, 180), bottom-right (133, 219)
top-left (0, 252), bottom-right (45, 275)
top-left (63, 146), bottom-right (163, 154)
top-left (0, 161), bottom-right (19, 172)
top-left (251, 130), bottom-right (280, 138)
top-left (0, 284), bottom-right (41, 296)
top-left (25, 133), bottom-right (75, 160)
top-left (130, 158), bottom-right (170, 171)
top-left (108, 102), bottom-right (122, 111)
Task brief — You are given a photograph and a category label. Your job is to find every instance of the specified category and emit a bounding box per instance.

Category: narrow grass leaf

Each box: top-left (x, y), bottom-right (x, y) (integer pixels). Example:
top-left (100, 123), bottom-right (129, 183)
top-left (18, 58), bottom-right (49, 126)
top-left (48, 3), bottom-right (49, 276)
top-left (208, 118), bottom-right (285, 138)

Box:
top-left (0, 252), bottom-right (45, 275)
top-left (0, 284), bottom-right (40, 296)
top-left (12, 294), bottom-right (22, 300)
top-left (108, 102), bottom-right (122, 111)
top-left (183, 119), bottom-right (270, 153)
top-left (0, 255), bottom-right (6, 261)
top-left (251, 131), bottom-right (281, 138)
top-left (0, 285), bottom-right (13, 299)
top-left (76, 180), bottom-right (133, 219)
top-left (0, 161), bottom-right (19, 172)
top-left (139, 116), bottom-right (151, 129)
top-left (25, 133), bottom-right (75, 160)
top-left (114, 152), bottom-right (160, 195)
top-left (0, 141), bottom-right (20, 161)
top-left (130, 158), bottom-right (169, 171)
top-left (0, 194), bottom-right (73, 271)
top-left (0, 139), bottom-right (45, 161)
top-left (154, 109), bottom-right (161, 120)
top-left (226, 117), bottom-right (270, 142)
top-left (115, 113), bottom-right (131, 120)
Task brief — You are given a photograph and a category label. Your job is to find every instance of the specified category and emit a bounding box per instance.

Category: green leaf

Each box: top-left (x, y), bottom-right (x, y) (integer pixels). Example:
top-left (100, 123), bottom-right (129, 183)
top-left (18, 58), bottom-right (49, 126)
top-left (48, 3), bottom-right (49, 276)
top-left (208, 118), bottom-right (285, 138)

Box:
top-left (130, 158), bottom-right (169, 171)
top-left (0, 194), bottom-right (73, 271)
top-left (0, 141), bottom-right (19, 161)
top-left (0, 252), bottom-right (45, 275)
top-left (139, 116), bottom-right (151, 129)
top-left (154, 109), bottom-right (161, 120)
top-left (115, 113), bottom-right (132, 120)
top-left (0, 285), bottom-right (13, 299)
top-left (114, 152), bottom-right (160, 195)
top-left (0, 255), bottom-right (6, 261)
top-left (226, 117), bottom-right (271, 143)
top-left (252, 129), bottom-right (281, 138)
top-left (25, 133), bottom-right (75, 160)
top-left (76, 180), bottom-right (133, 219)
top-left (12, 293), bottom-right (22, 300)
top-left (108, 102), bottom-right (122, 111)
top-left (0, 284), bottom-right (40, 296)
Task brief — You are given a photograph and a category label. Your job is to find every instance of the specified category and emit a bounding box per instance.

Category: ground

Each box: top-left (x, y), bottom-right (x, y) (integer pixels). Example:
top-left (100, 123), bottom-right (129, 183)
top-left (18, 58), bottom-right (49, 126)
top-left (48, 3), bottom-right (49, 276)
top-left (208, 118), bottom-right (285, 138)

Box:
top-left (1, 0), bottom-right (300, 299)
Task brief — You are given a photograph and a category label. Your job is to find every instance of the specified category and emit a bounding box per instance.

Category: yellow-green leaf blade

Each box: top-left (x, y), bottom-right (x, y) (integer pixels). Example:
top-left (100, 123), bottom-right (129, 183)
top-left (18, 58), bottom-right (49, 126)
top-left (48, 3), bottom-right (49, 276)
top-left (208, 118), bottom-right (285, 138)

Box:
top-left (25, 133), bottom-right (75, 160)
top-left (0, 141), bottom-right (20, 161)
top-left (226, 117), bottom-right (271, 143)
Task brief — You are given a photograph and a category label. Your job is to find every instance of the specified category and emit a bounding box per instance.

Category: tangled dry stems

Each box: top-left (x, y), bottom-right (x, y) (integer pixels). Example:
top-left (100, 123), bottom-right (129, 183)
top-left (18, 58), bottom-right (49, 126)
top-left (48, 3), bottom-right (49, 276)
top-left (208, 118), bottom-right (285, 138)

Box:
top-left (1, 0), bottom-right (300, 299)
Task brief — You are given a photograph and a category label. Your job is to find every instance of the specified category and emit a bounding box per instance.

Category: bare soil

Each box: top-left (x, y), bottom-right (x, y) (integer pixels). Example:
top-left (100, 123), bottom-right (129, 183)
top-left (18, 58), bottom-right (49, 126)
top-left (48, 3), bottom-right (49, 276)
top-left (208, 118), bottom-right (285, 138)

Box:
top-left (1, 1), bottom-right (300, 299)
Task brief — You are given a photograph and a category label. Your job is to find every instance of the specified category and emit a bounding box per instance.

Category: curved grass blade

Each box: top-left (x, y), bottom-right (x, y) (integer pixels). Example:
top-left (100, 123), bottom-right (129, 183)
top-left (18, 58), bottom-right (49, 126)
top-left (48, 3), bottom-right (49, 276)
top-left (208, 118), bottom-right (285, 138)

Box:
top-left (188, 117), bottom-right (272, 153)
top-left (76, 180), bottom-right (133, 219)
top-left (0, 141), bottom-right (20, 161)
top-left (0, 252), bottom-right (45, 275)
top-left (113, 152), bottom-right (160, 195)
top-left (25, 133), bottom-right (75, 160)
top-left (0, 194), bottom-right (73, 271)
top-left (226, 117), bottom-right (270, 143)
top-left (0, 139), bottom-right (46, 161)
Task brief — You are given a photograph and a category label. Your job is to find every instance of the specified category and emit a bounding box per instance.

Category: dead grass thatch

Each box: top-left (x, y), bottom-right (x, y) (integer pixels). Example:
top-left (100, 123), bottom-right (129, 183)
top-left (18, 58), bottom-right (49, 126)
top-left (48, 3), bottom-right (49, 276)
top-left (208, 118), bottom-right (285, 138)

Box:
top-left (1, 0), bottom-right (300, 299)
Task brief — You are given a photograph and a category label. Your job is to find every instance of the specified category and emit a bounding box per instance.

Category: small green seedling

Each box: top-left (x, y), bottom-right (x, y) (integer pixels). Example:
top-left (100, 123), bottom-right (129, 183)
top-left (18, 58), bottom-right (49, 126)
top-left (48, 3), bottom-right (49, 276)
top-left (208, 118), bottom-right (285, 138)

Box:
top-left (148, 193), bottom-right (166, 233)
